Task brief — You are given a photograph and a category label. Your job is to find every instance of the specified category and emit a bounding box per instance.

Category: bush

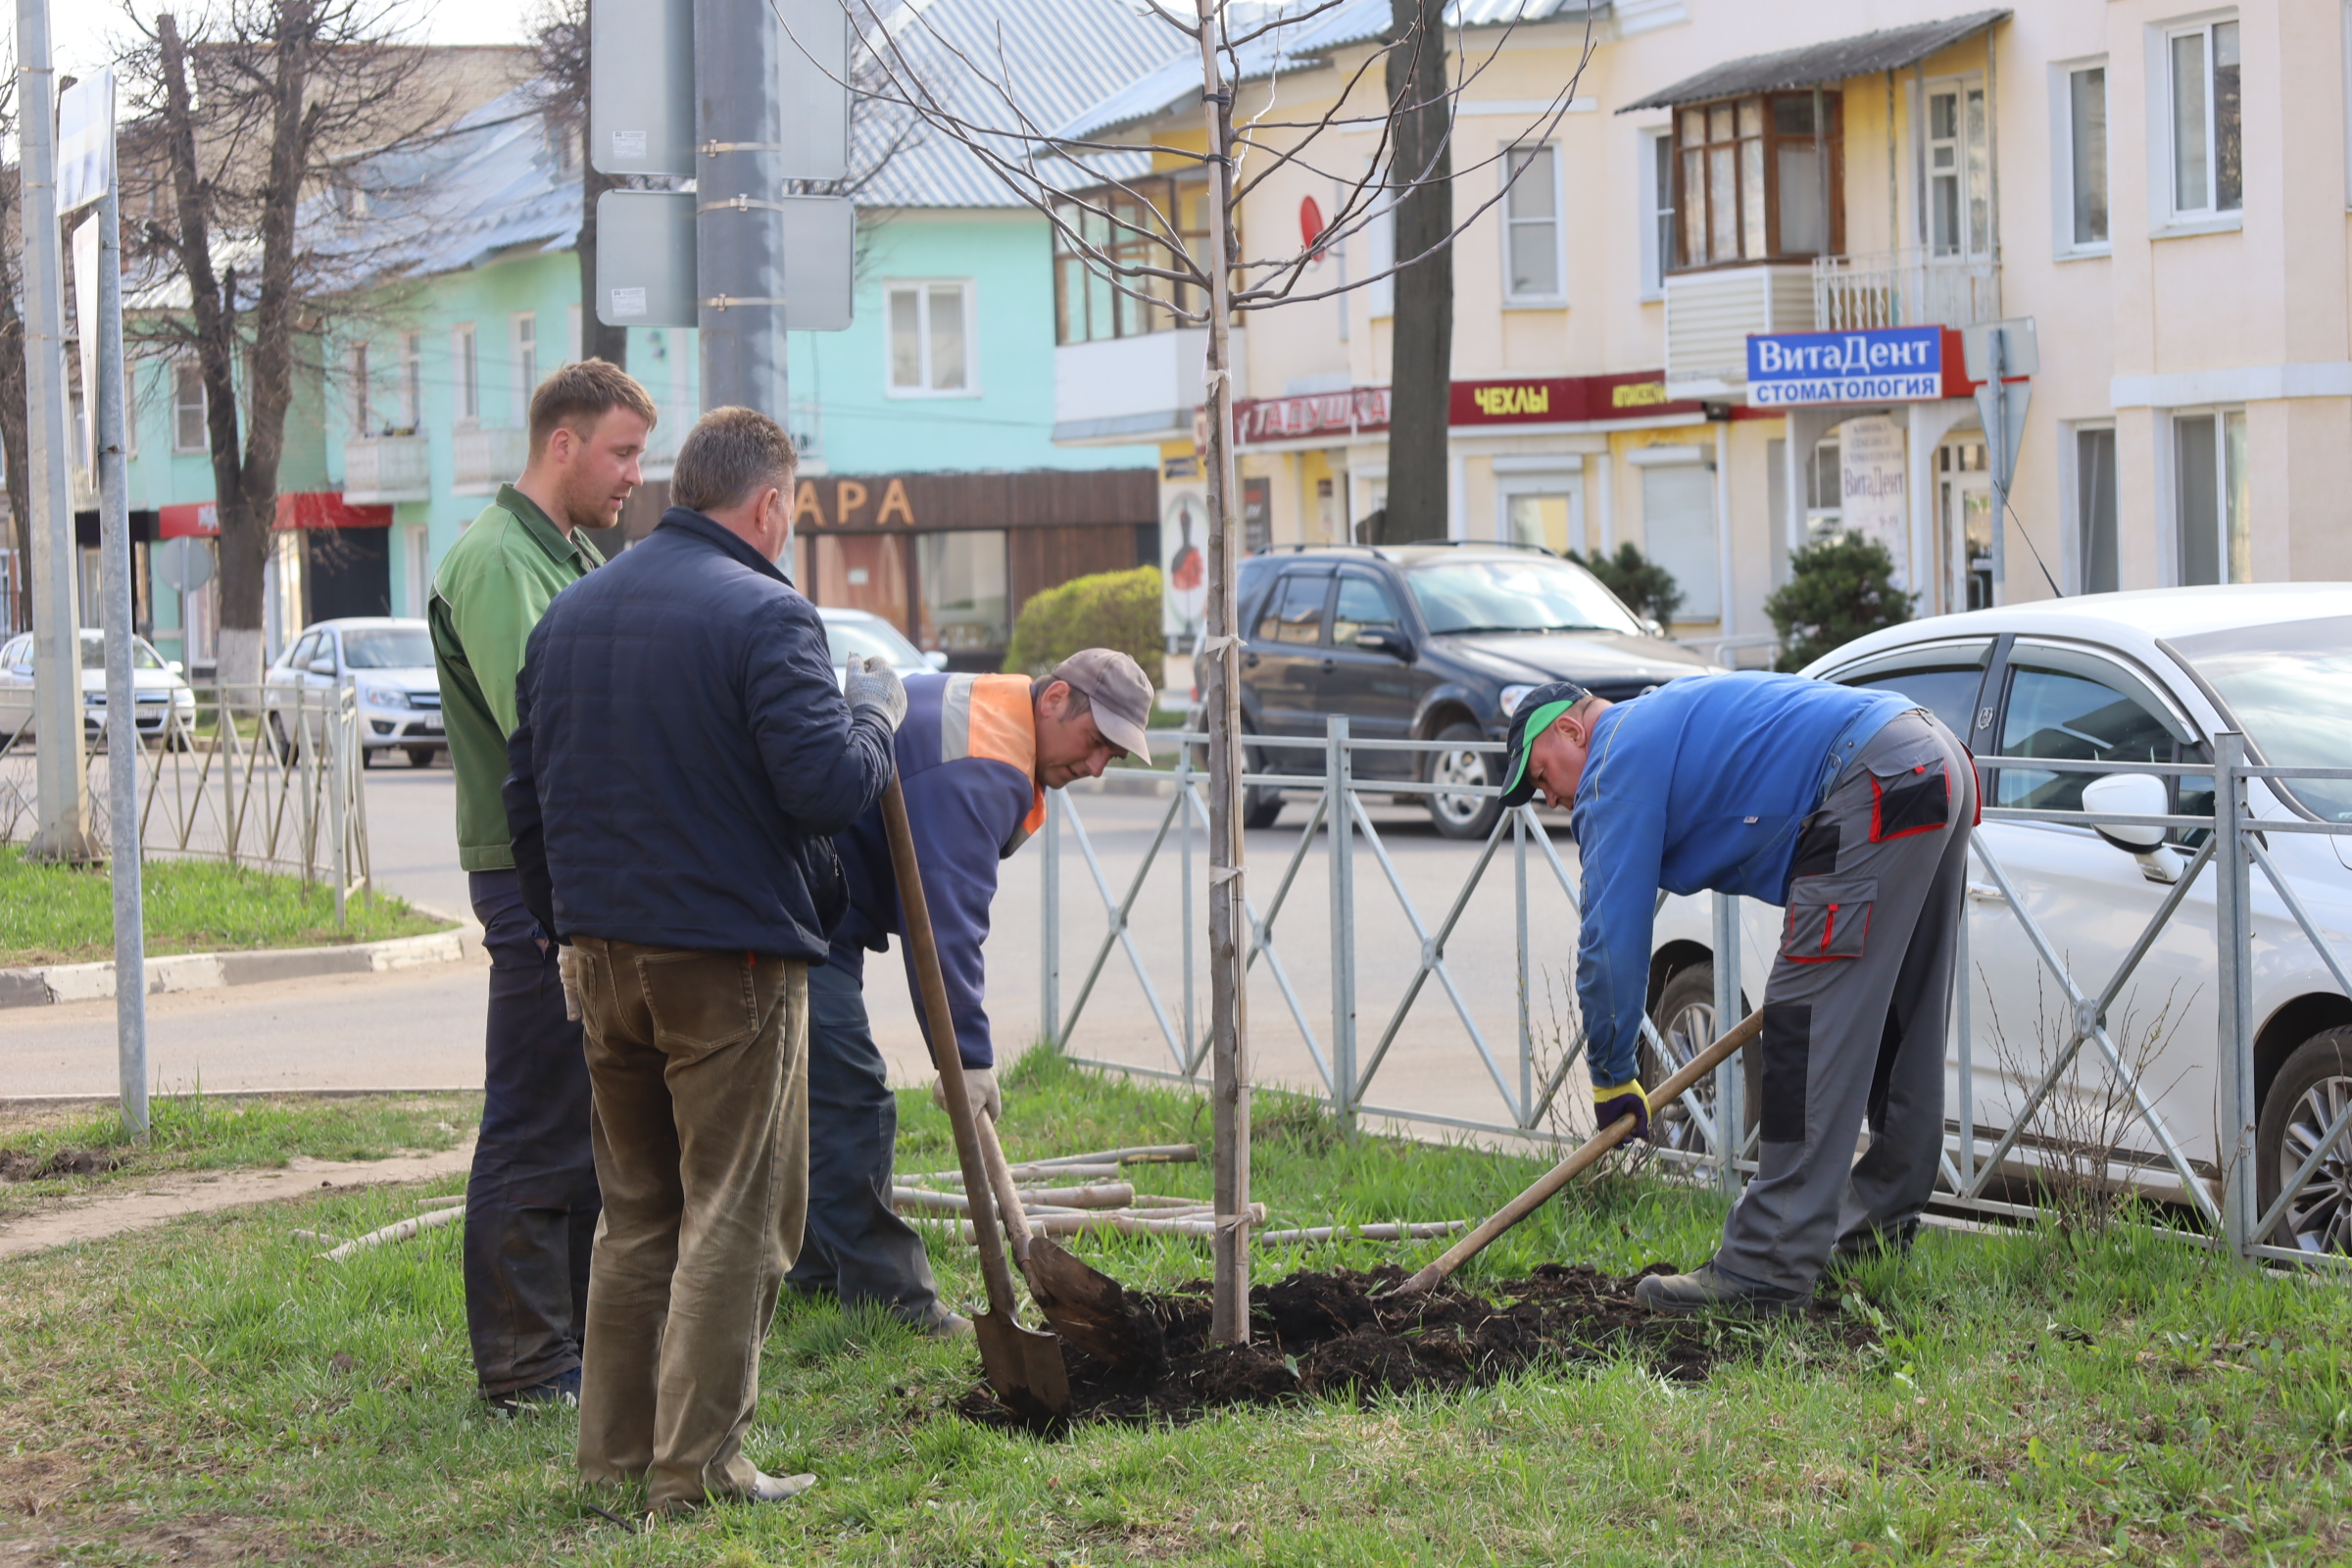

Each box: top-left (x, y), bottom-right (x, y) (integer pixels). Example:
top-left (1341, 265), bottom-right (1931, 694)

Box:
top-left (1002, 564), bottom-right (1165, 687)
top-left (1570, 543), bottom-right (1683, 626)
top-left (1765, 531), bottom-right (1914, 671)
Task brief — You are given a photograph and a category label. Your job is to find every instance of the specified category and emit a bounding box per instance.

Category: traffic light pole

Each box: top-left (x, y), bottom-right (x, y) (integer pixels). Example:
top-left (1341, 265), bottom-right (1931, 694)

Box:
top-left (694, 0), bottom-right (789, 420)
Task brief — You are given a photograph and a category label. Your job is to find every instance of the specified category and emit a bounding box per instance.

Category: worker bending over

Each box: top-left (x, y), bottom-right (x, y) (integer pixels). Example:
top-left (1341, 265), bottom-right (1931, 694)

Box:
top-left (792, 649), bottom-right (1154, 1328)
top-left (1499, 672), bottom-right (1976, 1314)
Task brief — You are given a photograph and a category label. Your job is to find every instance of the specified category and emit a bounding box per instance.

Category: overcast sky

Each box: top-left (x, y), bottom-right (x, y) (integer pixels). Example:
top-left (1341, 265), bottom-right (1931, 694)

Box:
top-left (23, 0), bottom-right (540, 81)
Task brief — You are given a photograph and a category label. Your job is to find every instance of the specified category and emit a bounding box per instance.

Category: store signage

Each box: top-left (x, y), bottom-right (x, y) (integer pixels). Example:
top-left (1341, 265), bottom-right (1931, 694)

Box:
top-left (791, 477), bottom-right (916, 530)
top-left (160, 495), bottom-right (391, 536)
top-left (1235, 387), bottom-right (1392, 444)
top-left (1231, 372), bottom-right (1696, 446)
top-left (1746, 327), bottom-right (1943, 407)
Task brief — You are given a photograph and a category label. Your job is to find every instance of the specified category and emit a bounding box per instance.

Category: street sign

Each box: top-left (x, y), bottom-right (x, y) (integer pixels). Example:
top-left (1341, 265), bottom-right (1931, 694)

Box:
top-left (591, 0), bottom-right (849, 179)
top-left (1745, 326), bottom-right (1943, 407)
top-left (597, 190), bottom-right (856, 330)
top-left (152, 536), bottom-right (215, 597)
top-left (56, 69), bottom-right (115, 214)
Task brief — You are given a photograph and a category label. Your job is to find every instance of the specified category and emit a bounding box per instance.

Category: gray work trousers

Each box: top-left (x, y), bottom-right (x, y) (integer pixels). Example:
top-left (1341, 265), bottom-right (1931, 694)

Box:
top-left (1712, 708), bottom-right (1977, 1296)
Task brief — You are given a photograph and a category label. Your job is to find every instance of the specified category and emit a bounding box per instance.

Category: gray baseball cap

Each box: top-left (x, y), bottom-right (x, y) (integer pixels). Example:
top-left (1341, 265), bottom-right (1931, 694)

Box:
top-left (1048, 648), bottom-right (1154, 760)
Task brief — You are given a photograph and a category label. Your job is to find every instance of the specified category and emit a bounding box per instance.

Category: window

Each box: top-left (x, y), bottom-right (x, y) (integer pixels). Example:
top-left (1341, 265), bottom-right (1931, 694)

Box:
top-left (397, 331), bottom-right (421, 429)
top-left (452, 324), bottom-right (479, 421)
top-left (2076, 425), bottom-right (2118, 594)
top-left (1928, 82), bottom-right (1991, 258)
top-left (1833, 642), bottom-right (1991, 740)
top-left (1331, 573), bottom-right (1400, 643)
top-left (2175, 409), bottom-right (2249, 585)
top-left (1243, 475), bottom-right (1272, 554)
top-left (1257, 572), bottom-right (1330, 645)
top-left (1502, 144), bottom-right (1562, 302)
top-left (1805, 436), bottom-right (1842, 539)
top-left (2063, 66), bottom-right (2109, 249)
top-left (347, 343), bottom-right (371, 434)
top-left (172, 362), bottom-right (207, 452)
top-left (915, 530), bottom-right (1008, 651)
top-left (886, 281), bottom-right (974, 395)
top-left (1639, 128), bottom-right (1674, 296)
top-left (1672, 91), bottom-right (1838, 270)
top-left (513, 313), bottom-right (538, 410)
top-left (2167, 18), bottom-right (2241, 220)
top-left (1994, 648), bottom-right (2205, 820)
top-left (1641, 463), bottom-right (1719, 620)
top-left (1053, 176), bottom-right (1215, 344)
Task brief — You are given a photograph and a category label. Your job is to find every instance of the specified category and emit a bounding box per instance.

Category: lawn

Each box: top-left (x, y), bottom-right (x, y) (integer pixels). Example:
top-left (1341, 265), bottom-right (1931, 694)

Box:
top-left (2, 1055), bottom-right (2348, 1565)
top-left (0, 844), bottom-right (449, 966)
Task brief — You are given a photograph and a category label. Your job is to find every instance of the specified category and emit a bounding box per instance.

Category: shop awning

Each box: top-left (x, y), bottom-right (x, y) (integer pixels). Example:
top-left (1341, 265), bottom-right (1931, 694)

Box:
top-left (1618, 10), bottom-right (2011, 112)
top-left (159, 494), bottom-right (394, 538)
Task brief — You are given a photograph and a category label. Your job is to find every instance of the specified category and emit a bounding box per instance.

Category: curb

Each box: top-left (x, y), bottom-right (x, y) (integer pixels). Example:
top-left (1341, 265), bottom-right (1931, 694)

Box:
top-left (0, 1087), bottom-right (483, 1114)
top-left (0, 926), bottom-right (475, 1009)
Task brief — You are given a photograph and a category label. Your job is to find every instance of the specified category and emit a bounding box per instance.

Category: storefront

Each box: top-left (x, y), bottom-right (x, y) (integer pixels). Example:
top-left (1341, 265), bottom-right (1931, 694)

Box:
top-left (154, 493), bottom-right (395, 668)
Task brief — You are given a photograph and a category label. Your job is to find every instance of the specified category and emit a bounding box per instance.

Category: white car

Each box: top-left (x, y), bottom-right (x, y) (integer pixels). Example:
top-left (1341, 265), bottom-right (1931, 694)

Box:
top-left (0, 628), bottom-right (197, 749)
top-left (263, 617), bottom-right (443, 767)
top-left (817, 607), bottom-right (948, 689)
top-left (1644, 585), bottom-right (2352, 1255)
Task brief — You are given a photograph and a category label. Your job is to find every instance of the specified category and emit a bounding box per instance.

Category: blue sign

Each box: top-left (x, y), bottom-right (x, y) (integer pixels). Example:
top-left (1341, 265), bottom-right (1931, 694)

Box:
top-left (1746, 326), bottom-right (1943, 407)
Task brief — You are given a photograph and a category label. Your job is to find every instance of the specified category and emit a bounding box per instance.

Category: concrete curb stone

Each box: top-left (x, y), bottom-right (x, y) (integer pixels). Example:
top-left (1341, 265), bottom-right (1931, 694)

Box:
top-left (0, 925), bottom-right (474, 1009)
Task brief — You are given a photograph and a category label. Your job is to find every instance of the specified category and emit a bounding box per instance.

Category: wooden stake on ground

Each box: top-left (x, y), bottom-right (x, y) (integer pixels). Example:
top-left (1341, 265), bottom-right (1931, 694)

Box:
top-left (318, 1204), bottom-right (464, 1261)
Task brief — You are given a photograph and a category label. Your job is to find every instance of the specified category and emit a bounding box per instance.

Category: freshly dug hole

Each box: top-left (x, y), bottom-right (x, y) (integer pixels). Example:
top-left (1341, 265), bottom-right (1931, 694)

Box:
top-left (958, 1262), bottom-right (1866, 1428)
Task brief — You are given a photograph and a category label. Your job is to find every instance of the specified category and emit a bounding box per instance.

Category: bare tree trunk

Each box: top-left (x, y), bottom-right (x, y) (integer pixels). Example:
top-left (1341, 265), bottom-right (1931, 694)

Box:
top-left (1379, 0), bottom-right (1451, 547)
top-left (0, 174), bottom-right (30, 633)
top-left (578, 157), bottom-right (627, 367)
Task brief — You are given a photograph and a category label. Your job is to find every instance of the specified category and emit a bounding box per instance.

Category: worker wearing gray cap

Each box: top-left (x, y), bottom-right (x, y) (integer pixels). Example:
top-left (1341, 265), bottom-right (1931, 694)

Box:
top-left (789, 649), bottom-right (1156, 1330)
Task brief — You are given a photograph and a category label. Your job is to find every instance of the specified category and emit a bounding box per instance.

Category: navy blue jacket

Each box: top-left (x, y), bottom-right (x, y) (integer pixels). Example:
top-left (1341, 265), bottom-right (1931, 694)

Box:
top-left (1573, 672), bottom-right (1912, 1091)
top-left (829, 672), bottom-right (1045, 1069)
top-left (506, 509), bottom-right (895, 957)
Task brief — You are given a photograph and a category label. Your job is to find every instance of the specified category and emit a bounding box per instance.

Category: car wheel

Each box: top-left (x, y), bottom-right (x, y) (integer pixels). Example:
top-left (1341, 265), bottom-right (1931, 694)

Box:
top-left (2256, 1027), bottom-right (2352, 1255)
top-left (268, 711), bottom-right (297, 763)
top-left (1642, 962), bottom-right (1760, 1157)
top-left (1426, 721), bottom-right (1502, 841)
top-left (407, 746), bottom-right (437, 768)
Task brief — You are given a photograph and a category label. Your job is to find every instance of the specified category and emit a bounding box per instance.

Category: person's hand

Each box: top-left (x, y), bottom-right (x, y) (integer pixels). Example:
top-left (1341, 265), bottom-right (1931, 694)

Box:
top-left (845, 654), bottom-right (908, 732)
top-left (932, 1067), bottom-right (1001, 1122)
top-left (1592, 1079), bottom-right (1649, 1142)
top-left (558, 942), bottom-right (583, 1023)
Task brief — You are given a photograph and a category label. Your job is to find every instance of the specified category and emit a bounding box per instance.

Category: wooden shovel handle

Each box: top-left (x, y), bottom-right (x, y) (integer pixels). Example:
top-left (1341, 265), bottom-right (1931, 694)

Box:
top-left (879, 776), bottom-right (1024, 1321)
top-left (1393, 1009), bottom-right (1765, 1297)
top-left (974, 1111), bottom-right (1035, 1266)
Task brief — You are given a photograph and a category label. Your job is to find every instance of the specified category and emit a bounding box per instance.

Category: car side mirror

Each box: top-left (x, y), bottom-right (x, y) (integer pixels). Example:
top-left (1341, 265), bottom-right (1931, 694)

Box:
top-left (308, 658), bottom-right (337, 677)
top-left (924, 650), bottom-right (950, 670)
top-left (167, 661), bottom-right (184, 675)
top-left (2082, 772), bottom-right (2169, 853)
top-left (1355, 627), bottom-right (1410, 659)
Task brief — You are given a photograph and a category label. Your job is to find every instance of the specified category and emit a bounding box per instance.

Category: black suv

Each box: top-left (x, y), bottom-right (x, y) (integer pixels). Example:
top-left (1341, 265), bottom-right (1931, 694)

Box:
top-left (1211, 543), bottom-right (1716, 839)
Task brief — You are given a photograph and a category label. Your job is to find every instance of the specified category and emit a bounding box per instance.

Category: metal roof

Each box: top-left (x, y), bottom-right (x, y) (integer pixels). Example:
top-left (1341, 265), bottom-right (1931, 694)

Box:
top-left (1617, 10), bottom-right (2011, 112)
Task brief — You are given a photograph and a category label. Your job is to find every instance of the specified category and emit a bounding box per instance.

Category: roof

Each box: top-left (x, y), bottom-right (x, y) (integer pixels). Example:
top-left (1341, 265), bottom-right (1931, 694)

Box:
top-left (1805, 584), bottom-right (2352, 674)
top-left (1618, 10), bottom-right (2011, 112)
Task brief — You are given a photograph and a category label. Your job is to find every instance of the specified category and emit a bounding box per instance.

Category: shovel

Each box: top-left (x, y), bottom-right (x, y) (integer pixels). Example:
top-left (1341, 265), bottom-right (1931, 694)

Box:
top-left (1385, 1010), bottom-right (1764, 1299)
top-left (879, 777), bottom-right (1069, 1421)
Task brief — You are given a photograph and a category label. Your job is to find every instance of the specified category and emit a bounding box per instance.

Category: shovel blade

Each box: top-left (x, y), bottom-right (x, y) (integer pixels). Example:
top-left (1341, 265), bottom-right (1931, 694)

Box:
top-left (972, 1308), bottom-right (1070, 1422)
top-left (1024, 1236), bottom-right (1167, 1377)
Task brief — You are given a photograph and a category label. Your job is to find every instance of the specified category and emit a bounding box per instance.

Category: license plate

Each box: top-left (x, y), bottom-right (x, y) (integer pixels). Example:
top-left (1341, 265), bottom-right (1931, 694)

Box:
top-left (417, 719), bottom-right (443, 733)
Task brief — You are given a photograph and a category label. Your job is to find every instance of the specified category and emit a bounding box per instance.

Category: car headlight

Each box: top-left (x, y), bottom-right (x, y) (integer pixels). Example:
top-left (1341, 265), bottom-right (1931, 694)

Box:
top-left (1498, 684), bottom-right (1538, 717)
top-left (361, 684), bottom-right (412, 709)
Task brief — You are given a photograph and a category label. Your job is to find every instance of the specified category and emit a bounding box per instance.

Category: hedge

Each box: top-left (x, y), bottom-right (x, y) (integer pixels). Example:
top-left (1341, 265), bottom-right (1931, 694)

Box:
top-left (1002, 565), bottom-right (1166, 688)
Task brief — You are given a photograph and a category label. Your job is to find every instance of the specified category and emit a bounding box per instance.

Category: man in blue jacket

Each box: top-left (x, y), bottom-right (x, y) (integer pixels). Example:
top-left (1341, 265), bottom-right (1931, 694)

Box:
top-left (1500, 671), bottom-right (1976, 1314)
top-left (505, 407), bottom-right (901, 1512)
top-left (790, 649), bottom-right (1155, 1330)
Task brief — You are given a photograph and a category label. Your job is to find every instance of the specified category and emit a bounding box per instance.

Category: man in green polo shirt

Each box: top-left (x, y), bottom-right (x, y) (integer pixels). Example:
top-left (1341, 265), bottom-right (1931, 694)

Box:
top-left (430, 358), bottom-right (658, 1416)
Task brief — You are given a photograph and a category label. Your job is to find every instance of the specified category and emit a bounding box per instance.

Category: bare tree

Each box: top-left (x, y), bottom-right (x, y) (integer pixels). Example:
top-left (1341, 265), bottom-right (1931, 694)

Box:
top-left (1377, 0), bottom-right (1448, 546)
top-left (0, 68), bottom-right (31, 633)
top-left (527, 0), bottom-right (625, 368)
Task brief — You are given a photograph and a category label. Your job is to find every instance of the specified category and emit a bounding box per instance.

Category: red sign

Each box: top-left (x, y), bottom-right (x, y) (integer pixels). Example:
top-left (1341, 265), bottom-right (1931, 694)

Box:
top-left (1233, 371), bottom-right (1698, 446)
top-left (158, 494), bottom-right (394, 537)
top-left (1234, 386), bottom-right (1392, 444)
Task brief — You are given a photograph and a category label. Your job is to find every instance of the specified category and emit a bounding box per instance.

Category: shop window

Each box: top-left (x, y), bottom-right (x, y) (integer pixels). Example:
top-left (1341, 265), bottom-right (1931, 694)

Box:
top-left (915, 530), bottom-right (1008, 653)
top-left (813, 534), bottom-right (910, 635)
top-left (172, 360), bottom-right (207, 452)
top-left (1672, 91), bottom-right (1839, 270)
top-left (1243, 475), bottom-right (1271, 553)
top-left (2061, 65), bottom-right (2109, 250)
top-left (2076, 425), bottom-right (2118, 594)
top-left (1928, 82), bottom-right (1991, 259)
top-left (2166, 18), bottom-right (2241, 220)
top-left (888, 281), bottom-right (975, 395)
top-left (1053, 176), bottom-right (1216, 344)
top-left (1805, 437), bottom-right (1841, 539)
top-left (1502, 144), bottom-right (1562, 302)
top-left (2175, 409), bottom-right (2249, 585)
top-left (1640, 463), bottom-right (1718, 620)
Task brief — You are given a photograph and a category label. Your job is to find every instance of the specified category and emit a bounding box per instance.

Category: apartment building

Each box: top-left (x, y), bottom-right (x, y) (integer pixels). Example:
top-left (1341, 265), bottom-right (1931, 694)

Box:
top-left (1052, 0), bottom-right (2352, 657)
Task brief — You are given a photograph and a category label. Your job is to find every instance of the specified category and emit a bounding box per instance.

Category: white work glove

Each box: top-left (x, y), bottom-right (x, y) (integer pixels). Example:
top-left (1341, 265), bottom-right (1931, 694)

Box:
top-left (558, 942), bottom-right (582, 1023)
top-left (933, 1066), bottom-right (1001, 1122)
top-left (844, 654), bottom-right (908, 733)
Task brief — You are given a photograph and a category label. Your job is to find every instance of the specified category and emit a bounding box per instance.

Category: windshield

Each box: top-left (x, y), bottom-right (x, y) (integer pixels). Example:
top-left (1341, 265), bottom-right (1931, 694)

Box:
top-left (1406, 558), bottom-right (1642, 637)
top-left (2177, 615), bottom-right (2352, 821)
top-left (341, 627), bottom-right (435, 669)
top-left (824, 617), bottom-right (923, 667)
top-left (78, 636), bottom-right (164, 670)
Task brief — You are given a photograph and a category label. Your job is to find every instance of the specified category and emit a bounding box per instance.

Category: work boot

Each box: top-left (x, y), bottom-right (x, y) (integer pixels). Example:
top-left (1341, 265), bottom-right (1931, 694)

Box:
top-left (482, 1365), bottom-right (580, 1419)
top-left (746, 1471), bottom-right (818, 1504)
top-left (916, 1306), bottom-right (974, 1340)
top-left (1829, 1219), bottom-right (1920, 1270)
top-left (1635, 1262), bottom-right (1806, 1318)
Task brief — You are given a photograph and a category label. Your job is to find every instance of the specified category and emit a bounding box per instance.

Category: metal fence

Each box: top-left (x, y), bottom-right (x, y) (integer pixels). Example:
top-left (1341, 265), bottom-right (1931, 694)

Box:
top-left (1040, 717), bottom-right (2352, 1270)
top-left (0, 683), bottom-right (371, 926)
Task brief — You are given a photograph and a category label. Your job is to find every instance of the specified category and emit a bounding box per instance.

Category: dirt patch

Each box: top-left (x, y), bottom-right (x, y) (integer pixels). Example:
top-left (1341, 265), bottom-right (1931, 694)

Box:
top-left (0, 1148), bottom-right (126, 1182)
top-left (959, 1263), bottom-right (1868, 1428)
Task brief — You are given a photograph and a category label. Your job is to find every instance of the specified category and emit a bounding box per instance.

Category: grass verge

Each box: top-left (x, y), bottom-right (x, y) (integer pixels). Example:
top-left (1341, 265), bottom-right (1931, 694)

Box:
top-left (0, 844), bottom-right (448, 966)
top-left (3, 1051), bottom-right (2349, 1565)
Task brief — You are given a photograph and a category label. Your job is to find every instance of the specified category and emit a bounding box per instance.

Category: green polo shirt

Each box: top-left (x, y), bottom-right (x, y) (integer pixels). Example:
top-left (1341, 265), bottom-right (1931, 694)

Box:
top-left (430, 484), bottom-right (605, 872)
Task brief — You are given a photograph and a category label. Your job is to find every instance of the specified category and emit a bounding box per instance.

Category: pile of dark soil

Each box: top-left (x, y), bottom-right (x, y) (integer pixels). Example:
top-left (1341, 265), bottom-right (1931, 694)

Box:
top-left (959, 1263), bottom-right (1862, 1428)
top-left (0, 1148), bottom-right (126, 1182)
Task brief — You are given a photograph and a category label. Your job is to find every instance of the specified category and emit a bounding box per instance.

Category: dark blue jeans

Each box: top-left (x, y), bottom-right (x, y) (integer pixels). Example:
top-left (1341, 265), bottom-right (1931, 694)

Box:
top-left (785, 960), bottom-right (942, 1325)
top-left (465, 869), bottom-right (601, 1396)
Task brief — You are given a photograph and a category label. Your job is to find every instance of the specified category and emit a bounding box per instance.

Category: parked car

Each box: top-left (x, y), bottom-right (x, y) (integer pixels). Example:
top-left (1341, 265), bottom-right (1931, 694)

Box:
top-left (263, 617), bottom-right (442, 766)
top-left (1209, 543), bottom-right (1716, 838)
top-left (0, 628), bottom-right (196, 749)
top-left (1643, 584), bottom-right (2352, 1254)
top-left (817, 607), bottom-right (948, 688)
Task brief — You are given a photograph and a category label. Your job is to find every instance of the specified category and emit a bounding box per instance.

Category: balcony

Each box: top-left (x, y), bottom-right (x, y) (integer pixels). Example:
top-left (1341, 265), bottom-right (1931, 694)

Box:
top-left (450, 425), bottom-right (528, 498)
top-left (1662, 265), bottom-right (1817, 396)
top-left (1052, 327), bottom-right (1248, 447)
top-left (1814, 248), bottom-right (2002, 333)
top-left (340, 434), bottom-right (430, 504)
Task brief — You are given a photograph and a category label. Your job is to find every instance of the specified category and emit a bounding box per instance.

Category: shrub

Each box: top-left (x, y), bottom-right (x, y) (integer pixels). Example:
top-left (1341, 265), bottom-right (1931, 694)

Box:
top-left (1570, 543), bottom-right (1684, 627)
top-left (1765, 531), bottom-right (1914, 671)
top-left (1002, 564), bottom-right (1165, 687)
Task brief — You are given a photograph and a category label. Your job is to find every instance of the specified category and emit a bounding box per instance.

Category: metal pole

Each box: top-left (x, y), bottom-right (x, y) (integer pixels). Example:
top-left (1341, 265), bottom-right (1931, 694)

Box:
top-left (92, 182), bottom-right (146, 1134)
top-left (695, 0), bottom-right (788, 416)
top-left (1327, 715), bottom-right (1354, 1129)
top-left (1710, 891), bottom-right (1743, 1193)
top-left (2212, 732), bottom-right (2256, 1255)
top-left (1515, 806), bottom-right (1531, 1128)
top-left (1180, 742), bottom-right (1195, 1073)
top-left (1041, 788), bottom-right (1060, 1048)
top-left (1988, 330), bottom-right (2007, 607)
top-left (19, 0), bottom-right (90, 860)
top-left (1956, 897), bottom-right (1974, 1190)
top-left (330, 686), bottom-right (349, 931)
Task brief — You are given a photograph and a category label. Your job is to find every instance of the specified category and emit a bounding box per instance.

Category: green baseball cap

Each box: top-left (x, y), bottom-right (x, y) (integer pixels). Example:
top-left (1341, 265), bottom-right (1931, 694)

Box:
top-left (1499, 681), bottom-right (1592, 808)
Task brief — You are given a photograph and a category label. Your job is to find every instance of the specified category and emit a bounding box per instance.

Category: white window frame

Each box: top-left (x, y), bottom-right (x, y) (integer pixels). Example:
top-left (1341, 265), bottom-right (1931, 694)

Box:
top-left (1499, 141), bottom-right (1567, 308)
top-left (511, 312), bottom-right (538, 416)
top-left (397, 330), bottom-right (422, 430)
top-left (2152, 12), bottom-right (2243, 231)
top-left (1925, 75), bottom-right (1993, 261)
top-left (882, 279), bottom-right (979, 398)
top-left (2165, 406), bottom-right (2250, 586)
top-left (1494, 467), bottom-right (1585, 551)
top-left (1637, 124), bottom-right (1674, 299)
top-left (347, 342), bottom-right (372, 435)
top-left (2060, 419), bottom-right (2120, 594)
top-left (172, 359), bottom-right (207, 453)
top-left (2050, 58), bottom-right (2112, 259)
top-left (452, 323), bottom-right (479, 423)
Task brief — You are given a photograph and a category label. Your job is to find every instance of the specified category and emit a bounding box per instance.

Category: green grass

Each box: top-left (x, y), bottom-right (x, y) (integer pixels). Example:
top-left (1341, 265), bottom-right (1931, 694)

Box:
top-left (0, 844), bottom-right (448, 966)
top-left (3, 1054), bottom-right (2350, 1565)
top-left (0, 1091), bottom-right (481, 1219)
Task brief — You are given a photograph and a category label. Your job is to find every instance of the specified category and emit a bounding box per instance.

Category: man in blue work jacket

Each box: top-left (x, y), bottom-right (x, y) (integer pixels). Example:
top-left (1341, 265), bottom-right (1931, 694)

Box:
top-left (1500, 672), bottom-right (1977, 1314)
